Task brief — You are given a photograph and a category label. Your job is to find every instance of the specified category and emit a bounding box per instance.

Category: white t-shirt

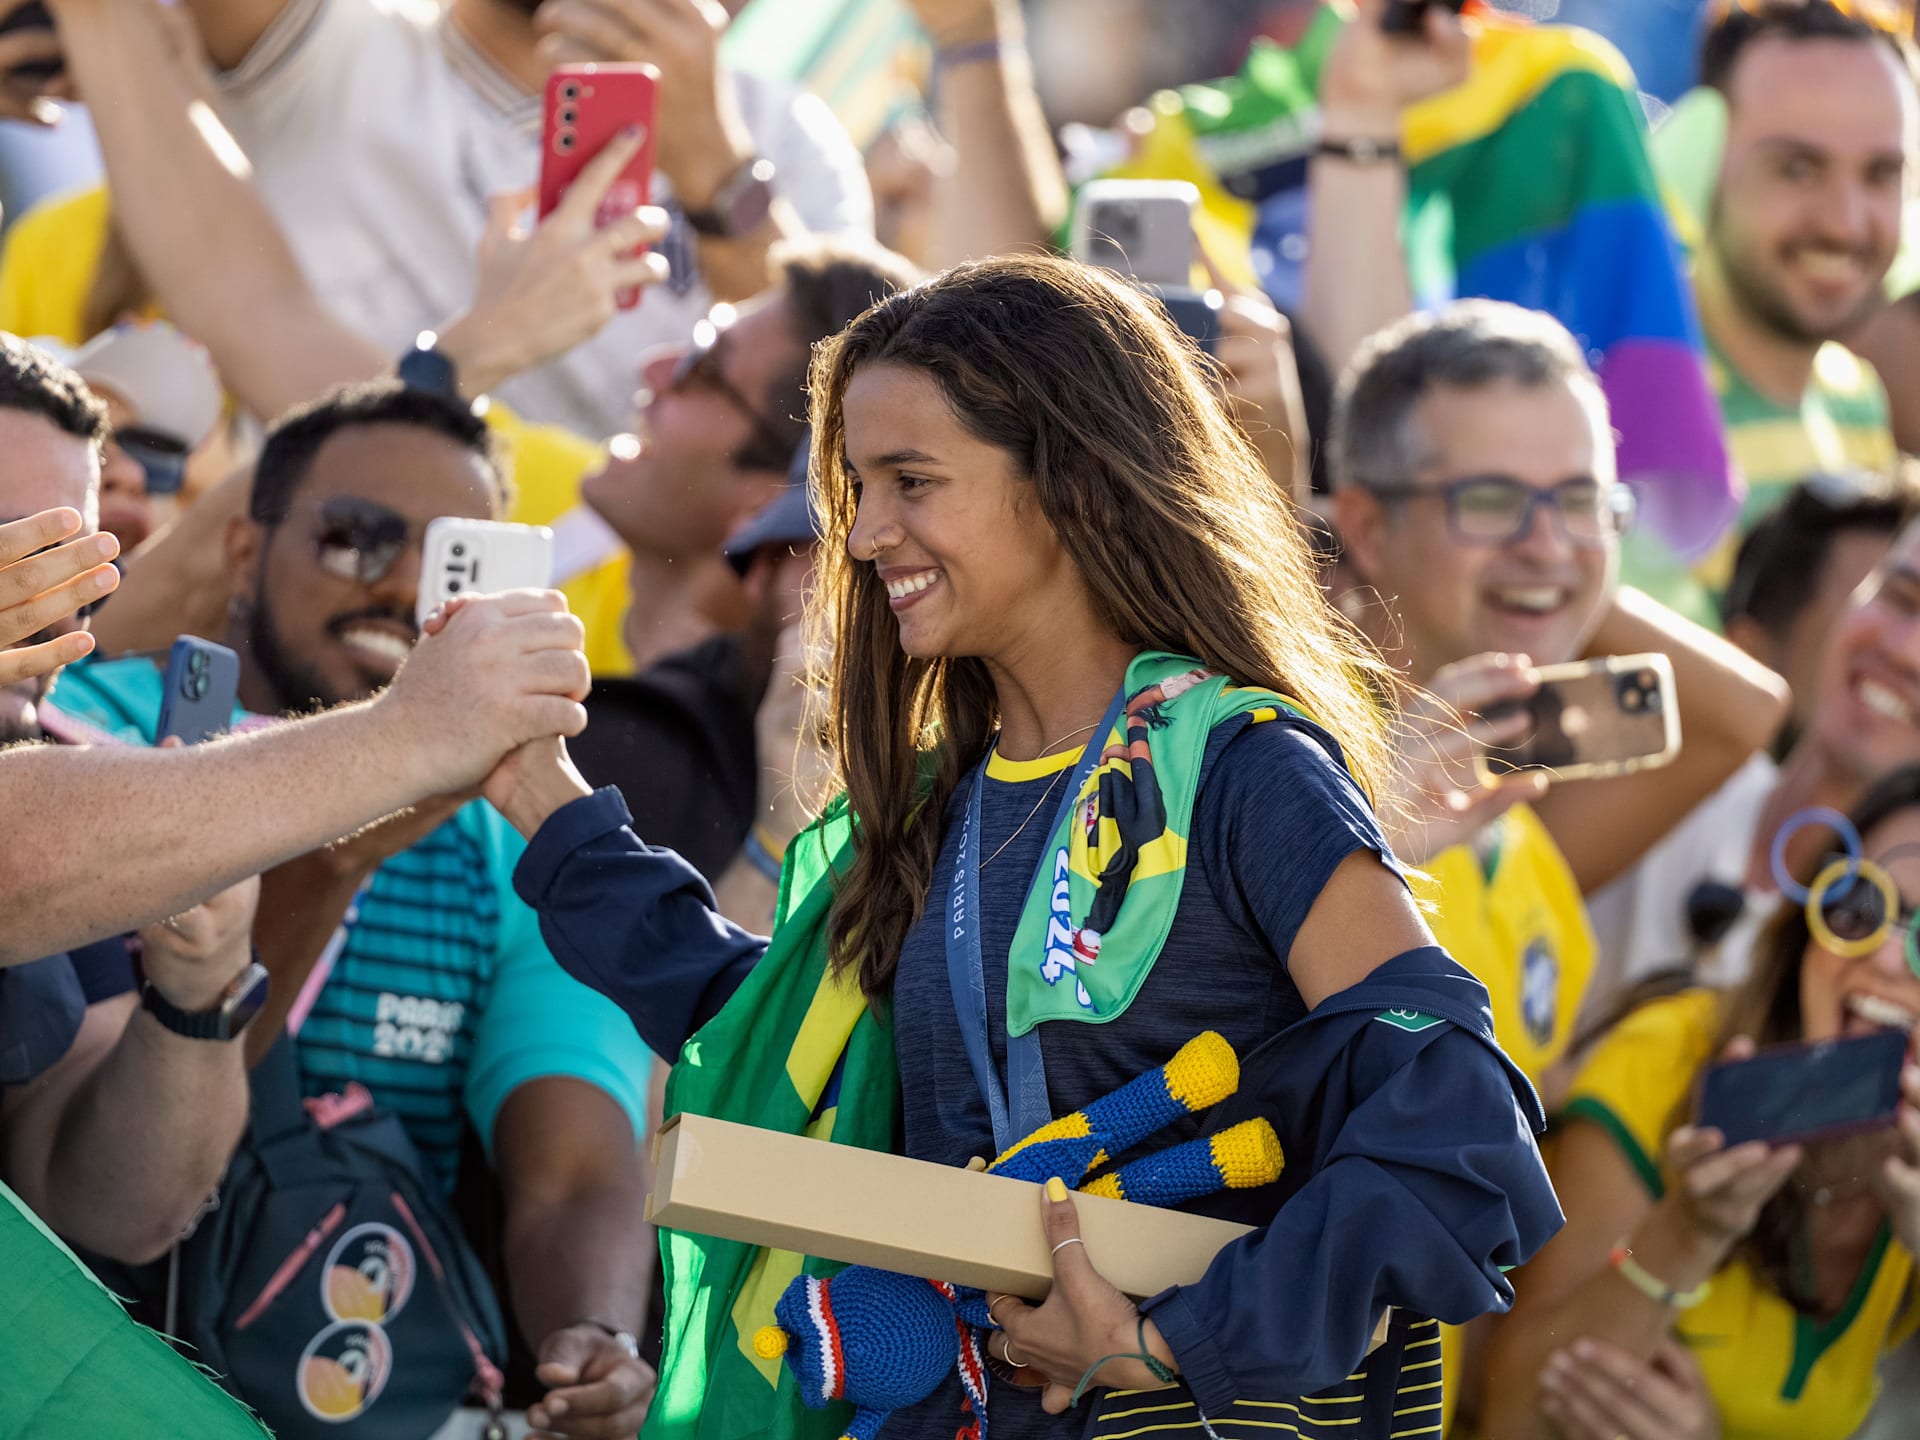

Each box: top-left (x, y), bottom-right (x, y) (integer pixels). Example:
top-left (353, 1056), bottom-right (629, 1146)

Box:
top-left (1580, 752), bottom-right (1781, 1029)
top-left (215, 0), bottom-right (874, 439)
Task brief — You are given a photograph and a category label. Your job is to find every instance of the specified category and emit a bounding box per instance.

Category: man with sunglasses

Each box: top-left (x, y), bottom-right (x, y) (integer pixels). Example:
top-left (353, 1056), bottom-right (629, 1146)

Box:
top-left (527, 238), bottom-right (917, 676)
top-left (52, 378), bottom-right (661, 1440)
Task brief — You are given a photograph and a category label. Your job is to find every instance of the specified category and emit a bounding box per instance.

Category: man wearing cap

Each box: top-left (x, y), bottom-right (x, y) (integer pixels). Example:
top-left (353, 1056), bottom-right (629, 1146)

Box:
top-left (34, 321), bottom-right (224, 551)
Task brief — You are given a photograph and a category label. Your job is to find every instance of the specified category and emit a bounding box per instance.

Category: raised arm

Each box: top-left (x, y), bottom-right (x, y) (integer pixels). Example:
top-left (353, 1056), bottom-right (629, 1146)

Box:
top-left (50, 0), bottom-right (666, 420)
top-left (905, 0), bottom-right (1067, 266)
top-left (0, 591), bottom-right (590, 964)
top-left (1300, 0), bottom-right (1467, 375)
top-left (1533, 585), bottom-right (1791, 895)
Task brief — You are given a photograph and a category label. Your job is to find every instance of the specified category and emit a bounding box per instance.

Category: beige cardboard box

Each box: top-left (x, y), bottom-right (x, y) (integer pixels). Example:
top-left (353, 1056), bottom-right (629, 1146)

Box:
top-left (647, 1112), bottom-right (1252, 1301)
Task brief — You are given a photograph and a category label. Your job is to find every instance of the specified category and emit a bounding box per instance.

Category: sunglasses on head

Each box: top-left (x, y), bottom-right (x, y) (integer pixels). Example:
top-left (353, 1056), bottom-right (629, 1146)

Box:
top-left (115, 425), bottom-right (191, 498)
top-left (303, 496), bottom-right (426, 585)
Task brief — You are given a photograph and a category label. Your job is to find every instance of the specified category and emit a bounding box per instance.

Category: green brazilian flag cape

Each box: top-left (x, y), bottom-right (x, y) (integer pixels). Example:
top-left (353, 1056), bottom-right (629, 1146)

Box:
top-left (1007, 652), bottom-right (1311, 1035)
top-left (647, 793), bottom-right (899, 1440)
top-left (0, 1179), bottom-right (271, 1438)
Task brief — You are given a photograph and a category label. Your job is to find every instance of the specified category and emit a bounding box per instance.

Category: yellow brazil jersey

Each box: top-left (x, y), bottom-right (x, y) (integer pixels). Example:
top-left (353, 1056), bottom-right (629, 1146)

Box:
top-left (0, 186), bottom-right (636, 676)
top-left (1415, 803), bottom-right (1594, 1436)
top-left (1562, 990), bottom-right (1919, 1440)
top-left (1416, 803), bottom-right (1595, 1090)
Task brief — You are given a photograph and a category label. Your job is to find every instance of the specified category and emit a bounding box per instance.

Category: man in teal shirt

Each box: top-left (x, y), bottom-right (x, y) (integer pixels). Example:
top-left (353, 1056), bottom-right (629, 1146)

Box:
top-left (56, 380), bottom-right (658, 1440)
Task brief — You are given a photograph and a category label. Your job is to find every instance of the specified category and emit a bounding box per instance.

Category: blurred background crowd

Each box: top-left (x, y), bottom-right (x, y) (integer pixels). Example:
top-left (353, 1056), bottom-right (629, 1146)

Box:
top-left (6, 0), bottom-right (1920, 1438)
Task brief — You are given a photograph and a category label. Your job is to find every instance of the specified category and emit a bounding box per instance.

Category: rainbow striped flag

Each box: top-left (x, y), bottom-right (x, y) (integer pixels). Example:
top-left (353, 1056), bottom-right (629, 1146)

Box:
top-left (1084, 4), bottom-right (1735, 560)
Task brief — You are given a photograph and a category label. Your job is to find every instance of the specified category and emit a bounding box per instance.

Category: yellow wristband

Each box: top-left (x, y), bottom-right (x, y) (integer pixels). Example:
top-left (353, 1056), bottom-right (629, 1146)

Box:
top-left (1610, 1239), bottom-right (1711, 1309)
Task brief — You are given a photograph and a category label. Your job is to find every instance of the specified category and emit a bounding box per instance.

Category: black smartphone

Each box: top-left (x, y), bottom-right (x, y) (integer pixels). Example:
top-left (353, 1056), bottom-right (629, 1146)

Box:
top-left (0, 1), bottom-right (63, 83)
top-left (1697, 1028), bottom-right (1908, 1149)
top-left (156, 636), bottom-right (240, 746)
top-left (1382, 0), bottom-right (1468, 36)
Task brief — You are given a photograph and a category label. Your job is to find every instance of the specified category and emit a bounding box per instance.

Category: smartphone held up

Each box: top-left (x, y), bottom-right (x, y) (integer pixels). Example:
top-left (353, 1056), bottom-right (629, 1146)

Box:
top-left (1475, 653), bottom-right (1680, 785)
top-left (415, 518), bottom-right (557, 631)
top-left (1070, 179), bottom-right (1223, 355)
top-left (1698, 1029), bottom-right (1909, 1150)
top-left (540, 63), bottom-right (659, 310)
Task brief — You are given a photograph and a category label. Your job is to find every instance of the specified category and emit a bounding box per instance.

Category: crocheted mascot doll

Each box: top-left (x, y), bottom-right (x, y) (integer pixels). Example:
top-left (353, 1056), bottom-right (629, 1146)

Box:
top-left (753, 1031), bottom-right (1283, 1440)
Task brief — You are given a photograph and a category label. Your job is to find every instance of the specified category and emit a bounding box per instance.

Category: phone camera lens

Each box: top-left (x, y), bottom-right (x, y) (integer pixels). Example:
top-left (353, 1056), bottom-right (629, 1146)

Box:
top-left (556, 131), bottom-right (575, 154)
top-left (450, 543), bottom-right (465, 558)
top-left (448, 579), bottom-right (462, 593)
top-left (559, 81), bottom-right (580, 101)
top-left (559, 105), bottom-right (577, 126)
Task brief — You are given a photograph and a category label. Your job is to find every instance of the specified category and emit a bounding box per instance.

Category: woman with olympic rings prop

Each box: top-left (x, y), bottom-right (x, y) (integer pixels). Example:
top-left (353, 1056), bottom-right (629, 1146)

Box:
top-left (1483, 771), bottom-right (1920, 1440)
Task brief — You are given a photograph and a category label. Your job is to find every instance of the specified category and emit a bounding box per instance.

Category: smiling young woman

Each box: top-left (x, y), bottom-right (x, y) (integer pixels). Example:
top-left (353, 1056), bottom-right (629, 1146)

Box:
top-left (486, 254), bottom-right (1562, 1440)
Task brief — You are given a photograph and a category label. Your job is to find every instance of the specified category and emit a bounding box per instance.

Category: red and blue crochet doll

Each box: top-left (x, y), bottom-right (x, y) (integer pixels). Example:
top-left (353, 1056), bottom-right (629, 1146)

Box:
top-left (753, 1032), bottom-right (1283, 1440)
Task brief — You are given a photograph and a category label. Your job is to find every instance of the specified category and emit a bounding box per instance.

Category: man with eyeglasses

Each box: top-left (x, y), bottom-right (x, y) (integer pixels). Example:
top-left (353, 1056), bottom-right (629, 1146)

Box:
top-left (51, 379), bottom-right (663, 1439)
top-left (1331, 300), bottom-right (1789, 1097)
top-left (1328, 298), bottom-right (1790, 1432)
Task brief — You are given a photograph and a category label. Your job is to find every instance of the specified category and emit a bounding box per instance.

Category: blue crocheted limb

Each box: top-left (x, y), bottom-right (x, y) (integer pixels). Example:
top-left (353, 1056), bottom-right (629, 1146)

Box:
top-left (1078, 1118), bottom-right (1284, 1205)
top-left (757, 1268), bottom-right (960, 1419)
top-left (951, 1286), bottom-right (999, 1331)
top-left (989, 1032), bottom-right (1240, 1183)
top-left (841, 1403), bottom-right (891, 1440)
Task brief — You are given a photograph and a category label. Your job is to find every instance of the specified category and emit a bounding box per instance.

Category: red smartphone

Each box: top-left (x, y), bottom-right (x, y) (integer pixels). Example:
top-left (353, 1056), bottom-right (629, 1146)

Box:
top-left (539, 62), bottom-right (659, 310)
top-left (1697, 1028), bottom-right (1909, 1149)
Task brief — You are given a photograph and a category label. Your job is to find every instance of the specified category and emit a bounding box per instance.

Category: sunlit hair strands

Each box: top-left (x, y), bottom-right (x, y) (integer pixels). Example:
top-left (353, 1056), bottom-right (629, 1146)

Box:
top-left (806, 254), bottom-right (1403, 1000)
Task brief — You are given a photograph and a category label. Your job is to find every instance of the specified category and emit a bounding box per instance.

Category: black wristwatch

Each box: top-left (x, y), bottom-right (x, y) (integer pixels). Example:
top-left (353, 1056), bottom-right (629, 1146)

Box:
top-left (683, 157), bottom-right (777, 239)
top-left (138, 957), bottom-right (271, 1042)
top-left (396, 330), bottom-right (460, 399)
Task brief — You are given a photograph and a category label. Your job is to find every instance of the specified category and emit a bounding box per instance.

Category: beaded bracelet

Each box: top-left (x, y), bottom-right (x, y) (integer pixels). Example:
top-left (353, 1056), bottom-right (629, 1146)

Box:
top-left (1610, 1239), bottom-right (1711, 1309)
top-left (936, 36), bottom-right (1003, 71)
top-left (1070, 1315), bottom-right (1179, 1407)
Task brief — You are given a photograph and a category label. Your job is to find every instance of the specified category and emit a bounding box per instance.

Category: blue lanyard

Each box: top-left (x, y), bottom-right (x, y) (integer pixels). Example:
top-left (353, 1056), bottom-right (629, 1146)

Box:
top-left (945, 687), bottom-right (1127, 1155)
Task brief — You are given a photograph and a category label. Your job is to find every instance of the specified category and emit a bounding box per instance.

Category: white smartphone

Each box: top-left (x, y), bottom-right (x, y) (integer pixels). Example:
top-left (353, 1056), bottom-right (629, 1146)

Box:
top-left (1070, 179), bottom-right (1199, 290)
top-left (415, 517), bottom-right (556, 630)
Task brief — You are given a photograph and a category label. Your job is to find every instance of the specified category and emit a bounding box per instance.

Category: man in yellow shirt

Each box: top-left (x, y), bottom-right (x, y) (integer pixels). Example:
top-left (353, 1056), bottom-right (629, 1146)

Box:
top-left (1330, 299), bottom-right (1788, 1433)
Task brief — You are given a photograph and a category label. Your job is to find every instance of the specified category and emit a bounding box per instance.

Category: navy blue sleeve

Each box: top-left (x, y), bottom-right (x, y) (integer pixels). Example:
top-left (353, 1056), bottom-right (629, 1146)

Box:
top-left (512, 787), bottom-right (768, 1063)
top-left (1141, 961), bottom-right (1562, 1407)
top-left (1198, 719), bottom-right (1407, 964)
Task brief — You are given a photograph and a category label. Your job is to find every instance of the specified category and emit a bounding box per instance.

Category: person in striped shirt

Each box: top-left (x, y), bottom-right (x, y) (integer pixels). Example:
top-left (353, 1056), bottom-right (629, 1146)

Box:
top-left (52, 381), bottom-right (660, 1440)
top-left (1689, 2), bottom-right (1912, 602)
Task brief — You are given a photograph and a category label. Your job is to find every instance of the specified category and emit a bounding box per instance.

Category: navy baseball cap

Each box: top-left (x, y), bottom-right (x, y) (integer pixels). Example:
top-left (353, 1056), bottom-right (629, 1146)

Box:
top-left (724, 434), bottom-right (820, 574)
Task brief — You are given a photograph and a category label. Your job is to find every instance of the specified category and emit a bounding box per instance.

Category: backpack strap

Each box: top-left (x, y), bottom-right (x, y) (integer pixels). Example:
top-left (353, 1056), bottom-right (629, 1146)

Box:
top-left (248, 1033), bottom-right (313, 1150)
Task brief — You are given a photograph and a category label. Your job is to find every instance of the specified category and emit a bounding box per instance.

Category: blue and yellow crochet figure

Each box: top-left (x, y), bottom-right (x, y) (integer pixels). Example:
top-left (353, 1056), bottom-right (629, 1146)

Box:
top-left (754, 1032), bottom-right (1282, 1440)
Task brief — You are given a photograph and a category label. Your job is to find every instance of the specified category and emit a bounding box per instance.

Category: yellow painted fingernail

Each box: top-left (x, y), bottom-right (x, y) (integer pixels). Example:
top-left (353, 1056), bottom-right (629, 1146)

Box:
top-left (1045, 1177), bottom-right (1068, 1203)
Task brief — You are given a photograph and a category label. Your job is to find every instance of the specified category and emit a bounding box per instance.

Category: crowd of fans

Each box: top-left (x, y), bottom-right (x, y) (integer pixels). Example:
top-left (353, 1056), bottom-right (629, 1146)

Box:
top-left (5, 0), bottom-right (1920, 1437)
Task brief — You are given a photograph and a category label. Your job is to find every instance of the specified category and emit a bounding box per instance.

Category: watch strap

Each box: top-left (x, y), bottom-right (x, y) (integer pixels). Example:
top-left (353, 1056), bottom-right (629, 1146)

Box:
top-left (138, 958), bottom-right (271, 1042)
top-left (397, 330), bottom-right (460, 399)
top-left (1314, 134), bottom-right (1402, 165)
top-left (683, 157), bottom-right (776, 238)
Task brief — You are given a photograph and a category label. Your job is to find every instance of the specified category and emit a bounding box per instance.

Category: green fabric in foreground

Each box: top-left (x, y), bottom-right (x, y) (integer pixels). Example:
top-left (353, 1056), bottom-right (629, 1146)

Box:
top-left (0, 1177), bottom-right (271, 1438)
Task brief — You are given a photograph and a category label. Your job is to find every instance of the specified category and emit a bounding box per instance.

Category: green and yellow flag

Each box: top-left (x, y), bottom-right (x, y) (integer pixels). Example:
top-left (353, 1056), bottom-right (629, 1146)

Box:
top-left (1008, 652), bottom-right (1308, 1035)
top-left (648, 797), bottom-right (902, 1440)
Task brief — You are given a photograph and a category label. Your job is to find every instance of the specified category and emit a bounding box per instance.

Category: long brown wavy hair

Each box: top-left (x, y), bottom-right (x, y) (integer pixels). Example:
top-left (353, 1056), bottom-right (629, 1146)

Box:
top-left (805, 254), bottom-right (1403, 1000)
